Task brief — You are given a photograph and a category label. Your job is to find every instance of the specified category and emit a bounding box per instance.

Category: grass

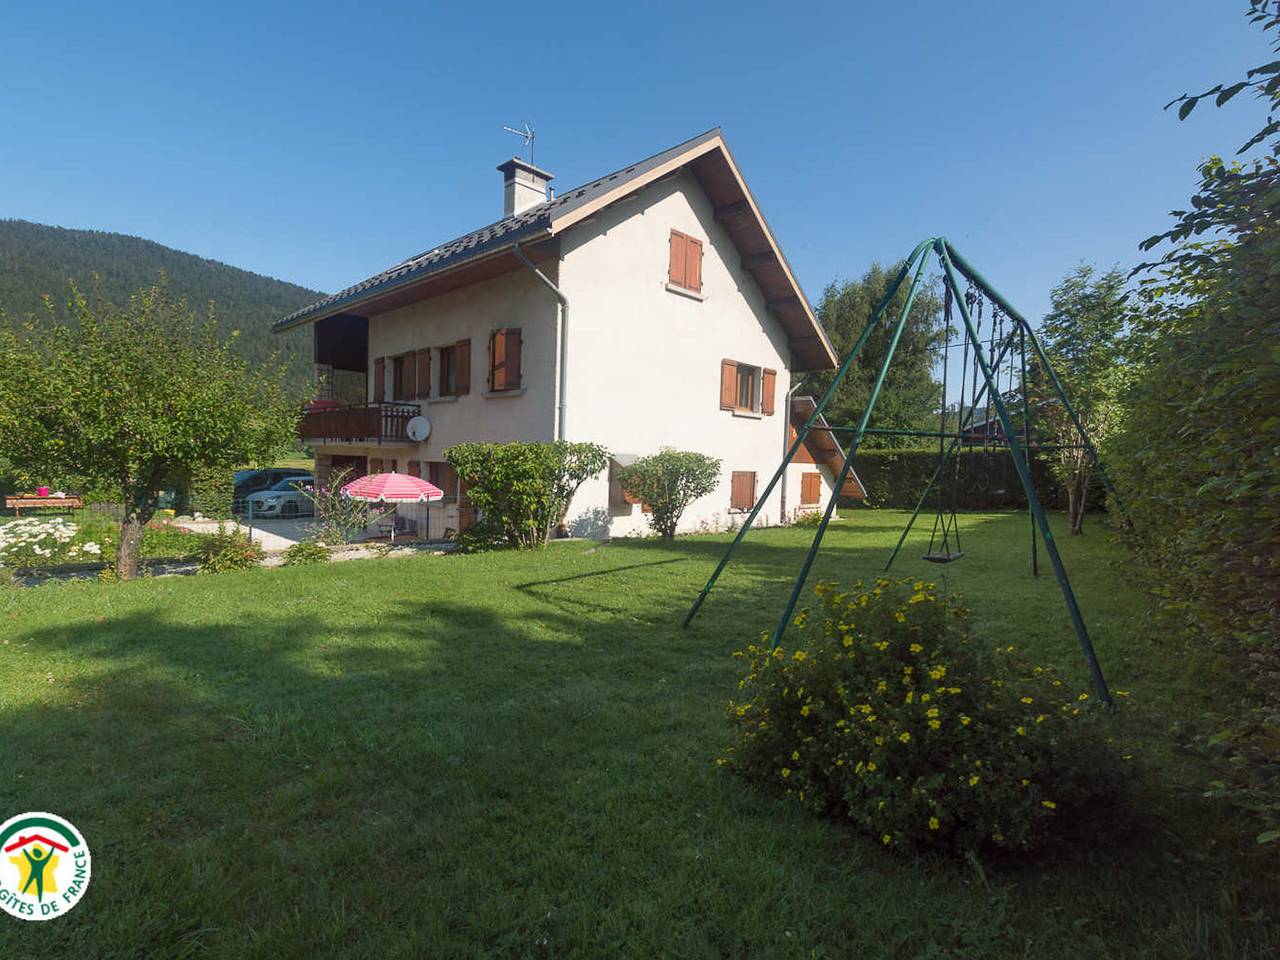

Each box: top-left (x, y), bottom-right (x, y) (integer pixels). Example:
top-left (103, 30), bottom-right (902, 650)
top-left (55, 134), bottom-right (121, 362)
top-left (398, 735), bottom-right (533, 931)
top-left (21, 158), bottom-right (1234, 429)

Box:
top-left (0, 511), bottom-right (1273, 958)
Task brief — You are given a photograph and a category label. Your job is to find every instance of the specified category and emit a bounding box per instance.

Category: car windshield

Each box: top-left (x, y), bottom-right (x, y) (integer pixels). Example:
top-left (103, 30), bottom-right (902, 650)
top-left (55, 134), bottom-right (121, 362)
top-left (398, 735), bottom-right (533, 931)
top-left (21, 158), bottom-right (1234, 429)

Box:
top-left (270, 477), bottom-right (313, 492)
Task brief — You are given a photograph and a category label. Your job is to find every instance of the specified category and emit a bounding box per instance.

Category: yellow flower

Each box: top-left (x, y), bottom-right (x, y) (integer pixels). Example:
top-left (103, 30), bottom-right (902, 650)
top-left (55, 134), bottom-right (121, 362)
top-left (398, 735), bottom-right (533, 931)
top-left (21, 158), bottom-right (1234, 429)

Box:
top-left (715, 758), bottom-right (726, 766)
top-left (800, 705), bottom-right (811, 717)
top-left (928, 817), bottom-right (939, 830)
top-left (904, 691), bottom-right (914, 704)
top-left (894, 611), bottom-right (907, 623)
top-left (735, 705), bottom-right (748, 716)
top-left (959, 715), bottom-right (972, 726)
top-left (793, 650), bottom-right (808, 661)
top-left (1042, 799), bottom-right (1057, 809)
top-left (791, 750), bottom-right (800, 761)
top-left (929, 666), bottom-right (946, 681)
top-left (909, 643), bottom-right (923, 653)
top-left (881, 833), bottom-right (892, 845)
top-left (928, 719), bottom-right (941, 730)
top-left (968, 775), bottom-right (980, 786)
top-left (1020, 696), bottom-right (1034, 704)
top-left (1020, 778), bottom-right (1030, 786)
top-left (1077, 692), bottom-right (1089, 701)
top-left (781, 768), bottom-right (791, 778)
top-left (898, 732), bottom-right (911, 744)
top-left (909, 592), bottom-right (927, 604)
top-left (874, 641), bottom-right (889, 652)
top-left (926, 707), bottom-right (940, 718)
top-left (835, 758), bottom-right (845, 766)
top-left (1016, 726), bottom-right (1027, 736)
top-left (842, 636), bottom-right (854, 648)
top-left (874, 736), bottom-right (884, 746)
top-left (866, 761), bottom-right (877, 771)
top-left (1036, 714), bottom-right (1047, 724)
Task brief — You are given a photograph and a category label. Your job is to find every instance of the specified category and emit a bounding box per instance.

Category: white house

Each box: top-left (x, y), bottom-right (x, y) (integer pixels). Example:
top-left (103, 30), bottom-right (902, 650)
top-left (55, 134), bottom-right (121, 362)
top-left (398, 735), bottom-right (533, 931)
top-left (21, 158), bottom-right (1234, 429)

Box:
top-left (274, 128), bottom-right (863, 538)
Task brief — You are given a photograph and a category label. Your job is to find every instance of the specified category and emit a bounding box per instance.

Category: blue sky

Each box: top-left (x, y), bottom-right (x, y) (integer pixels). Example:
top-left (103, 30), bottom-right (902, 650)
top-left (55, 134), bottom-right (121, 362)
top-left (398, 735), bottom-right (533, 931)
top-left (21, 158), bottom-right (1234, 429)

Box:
top-left (1, 1), bottom-right (1265, 324)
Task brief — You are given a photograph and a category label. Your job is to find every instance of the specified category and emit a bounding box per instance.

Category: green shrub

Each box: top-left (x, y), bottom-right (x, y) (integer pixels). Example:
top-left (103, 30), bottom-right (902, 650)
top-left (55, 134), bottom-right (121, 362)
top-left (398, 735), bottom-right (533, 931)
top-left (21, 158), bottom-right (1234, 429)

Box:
top-left (725, 577), bottom-right (1128, 856)
top-left (618, 449), bottom-right (721, 539)
top-left (790, 509), bottom-right (827, 528)
top-left (445, 441), bottom-right (608, 549)
top-left (196, 525), bottom-right (264, 573)
top-left (179, 466), bottom-right (234, 520)
top-left (281, 538), bottom-right (331, 566)
top-left (305, 467), bottom-right (388, 545)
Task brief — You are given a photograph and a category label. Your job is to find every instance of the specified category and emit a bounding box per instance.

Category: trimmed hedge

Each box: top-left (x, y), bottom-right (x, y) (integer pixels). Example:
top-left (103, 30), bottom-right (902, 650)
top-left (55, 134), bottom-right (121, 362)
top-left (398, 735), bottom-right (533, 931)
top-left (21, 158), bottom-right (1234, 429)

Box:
top-left (849, 448), bottom-right (1106, 513)
top-left (175, 467), bottom-right (234, 520)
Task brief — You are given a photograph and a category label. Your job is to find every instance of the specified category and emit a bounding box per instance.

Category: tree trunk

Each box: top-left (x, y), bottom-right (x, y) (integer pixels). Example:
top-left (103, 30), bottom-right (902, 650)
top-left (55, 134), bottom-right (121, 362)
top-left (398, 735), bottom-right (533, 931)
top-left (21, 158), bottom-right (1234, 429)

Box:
top-left (116, 473), bottom-right (162, 580)
top-left (1069, 467), bottom-right (1090, 535)
top-left (116, 510), bottom-right (146, 580)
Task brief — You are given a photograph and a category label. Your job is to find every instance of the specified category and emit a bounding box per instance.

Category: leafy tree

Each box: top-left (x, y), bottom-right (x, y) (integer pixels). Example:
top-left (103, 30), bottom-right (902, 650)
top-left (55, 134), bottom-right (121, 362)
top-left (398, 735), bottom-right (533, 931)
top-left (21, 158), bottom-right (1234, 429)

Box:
top-left (445, 441), bottom-right (608, 549)
top-left (1118, 0), bottom-right (1280, 652)
top-left (0, 283), bottom-right (300, 579)
top-left (1029, 265), bottom-right (1132, 534)
top-left (618, 449), bottom-right (721, 539)
top-left (807, 262), bottom-right (945, 446)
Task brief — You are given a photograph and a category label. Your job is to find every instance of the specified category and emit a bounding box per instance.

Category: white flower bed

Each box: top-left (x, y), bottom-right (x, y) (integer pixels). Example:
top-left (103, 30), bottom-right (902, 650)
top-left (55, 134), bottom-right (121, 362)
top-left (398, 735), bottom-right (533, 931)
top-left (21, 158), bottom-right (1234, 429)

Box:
top-left (0, 517), bottom-right (102, 567)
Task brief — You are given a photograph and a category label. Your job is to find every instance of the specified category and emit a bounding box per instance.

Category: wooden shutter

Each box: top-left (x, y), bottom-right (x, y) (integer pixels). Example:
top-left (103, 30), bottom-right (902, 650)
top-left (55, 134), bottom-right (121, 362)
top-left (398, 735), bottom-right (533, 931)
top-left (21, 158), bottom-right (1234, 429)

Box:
top-left (455, 339), bottom-right (471, 395)
top-left (801, 472), bottom-right (821, 506)
top-left (489, 329), bottom-right (507, 391)
top-left (669, 230), bottom-right (687, 288)
top-left (407, 460), bottom-right (421, 478)
top-left (415, 349), bottom-right (431, 399)
top-left (373, 358), bottom-right (385, 402)
top-left (761, 368), bottom-right (777, 415)
top-left (731, 470), bottom-right (756, 511)
top-left (505, 329), bottom-right (522, 389)
top-left (720, 359), bottom-right (737, 410)
top-left (369, 457), bottom-right (383, 474)
top-left (685, 236), bottom-right (703, 292)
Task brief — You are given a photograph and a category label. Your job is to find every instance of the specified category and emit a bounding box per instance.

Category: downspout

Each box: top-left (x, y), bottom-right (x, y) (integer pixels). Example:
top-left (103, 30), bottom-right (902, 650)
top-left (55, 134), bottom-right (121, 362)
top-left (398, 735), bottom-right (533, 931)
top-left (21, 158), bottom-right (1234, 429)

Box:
top-left (513, 243), bottom-right (568, 441)
top-left (780, 375), bottom-right (805, 523)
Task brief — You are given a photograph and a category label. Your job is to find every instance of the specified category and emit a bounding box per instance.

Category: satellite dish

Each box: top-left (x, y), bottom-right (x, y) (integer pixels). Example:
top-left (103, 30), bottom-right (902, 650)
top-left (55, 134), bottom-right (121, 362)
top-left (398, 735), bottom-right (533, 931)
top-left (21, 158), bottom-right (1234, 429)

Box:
top-left (406, 416), bottom-right (432, 442)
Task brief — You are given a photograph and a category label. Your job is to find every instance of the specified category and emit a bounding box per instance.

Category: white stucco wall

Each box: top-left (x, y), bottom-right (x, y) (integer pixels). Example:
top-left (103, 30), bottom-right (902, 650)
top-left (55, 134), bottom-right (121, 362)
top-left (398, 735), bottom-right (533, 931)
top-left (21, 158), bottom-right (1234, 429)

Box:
top-left (364, 263), bottom-right (561, 463)
top-left (556, 169), bottom-right (803, 537)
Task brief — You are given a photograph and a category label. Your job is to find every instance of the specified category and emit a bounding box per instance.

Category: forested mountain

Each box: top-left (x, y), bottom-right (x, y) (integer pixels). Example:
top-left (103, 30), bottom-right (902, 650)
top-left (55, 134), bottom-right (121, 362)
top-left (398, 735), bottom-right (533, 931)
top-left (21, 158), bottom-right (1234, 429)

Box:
top-left (0, 218), bottom-right (322, 384)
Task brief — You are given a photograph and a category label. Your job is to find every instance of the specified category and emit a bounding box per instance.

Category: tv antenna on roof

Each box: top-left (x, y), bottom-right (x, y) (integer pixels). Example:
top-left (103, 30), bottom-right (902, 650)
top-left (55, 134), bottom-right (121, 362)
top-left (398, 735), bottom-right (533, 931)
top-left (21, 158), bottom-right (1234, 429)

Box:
top-left (502, 122), bottom-right (536, 164)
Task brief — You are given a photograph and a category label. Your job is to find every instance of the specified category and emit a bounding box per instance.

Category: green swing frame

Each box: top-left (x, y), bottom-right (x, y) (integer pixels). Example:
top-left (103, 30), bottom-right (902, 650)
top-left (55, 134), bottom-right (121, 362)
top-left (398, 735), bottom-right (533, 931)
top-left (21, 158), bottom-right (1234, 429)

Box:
top-left (681, 238), bottom-right (1124, 707)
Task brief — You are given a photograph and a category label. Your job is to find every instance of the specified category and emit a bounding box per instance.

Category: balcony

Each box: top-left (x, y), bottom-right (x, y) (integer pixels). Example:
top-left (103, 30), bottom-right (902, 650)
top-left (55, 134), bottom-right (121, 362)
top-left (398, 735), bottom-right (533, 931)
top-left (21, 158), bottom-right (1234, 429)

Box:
top-left (299, 401), bottom-right (419, 445)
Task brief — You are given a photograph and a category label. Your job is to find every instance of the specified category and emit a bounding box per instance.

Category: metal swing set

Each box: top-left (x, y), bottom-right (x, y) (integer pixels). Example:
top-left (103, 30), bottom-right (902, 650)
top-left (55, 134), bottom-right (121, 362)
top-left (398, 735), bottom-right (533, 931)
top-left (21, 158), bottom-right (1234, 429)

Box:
top-left (681, 237), bottom-right (1125, 707)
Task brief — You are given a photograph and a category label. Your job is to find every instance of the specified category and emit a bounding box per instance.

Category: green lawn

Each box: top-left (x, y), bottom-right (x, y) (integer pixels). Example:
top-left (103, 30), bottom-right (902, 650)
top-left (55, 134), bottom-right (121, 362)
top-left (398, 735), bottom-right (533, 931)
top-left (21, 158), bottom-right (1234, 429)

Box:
top-left (0, 511), bottom-right (1272, 958)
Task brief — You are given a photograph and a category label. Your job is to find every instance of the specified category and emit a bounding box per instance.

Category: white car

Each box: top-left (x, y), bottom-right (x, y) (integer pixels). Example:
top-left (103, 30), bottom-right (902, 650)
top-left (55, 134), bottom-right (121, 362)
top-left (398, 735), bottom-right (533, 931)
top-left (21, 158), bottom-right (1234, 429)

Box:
top-left (245, 476), bottom-right (315, 519)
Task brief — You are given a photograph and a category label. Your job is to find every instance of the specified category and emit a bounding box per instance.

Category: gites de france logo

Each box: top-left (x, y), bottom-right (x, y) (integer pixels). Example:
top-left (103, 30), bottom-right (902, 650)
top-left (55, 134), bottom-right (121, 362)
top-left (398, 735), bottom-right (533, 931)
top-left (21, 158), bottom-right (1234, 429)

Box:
top-left (0, 812), bottom-right (91, 921)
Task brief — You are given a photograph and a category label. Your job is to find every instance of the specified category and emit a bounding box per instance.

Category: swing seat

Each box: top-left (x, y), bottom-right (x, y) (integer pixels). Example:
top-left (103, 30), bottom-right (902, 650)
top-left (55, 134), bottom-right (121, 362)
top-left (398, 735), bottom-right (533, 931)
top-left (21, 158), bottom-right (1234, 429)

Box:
top-left (923, 550), bottom-right (965, 564)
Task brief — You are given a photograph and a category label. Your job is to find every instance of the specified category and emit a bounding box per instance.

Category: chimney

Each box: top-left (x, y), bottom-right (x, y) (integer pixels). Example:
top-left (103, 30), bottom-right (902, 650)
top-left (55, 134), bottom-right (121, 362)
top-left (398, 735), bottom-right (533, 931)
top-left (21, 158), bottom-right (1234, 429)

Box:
top-left (497, 157), bottom-right (554, 217)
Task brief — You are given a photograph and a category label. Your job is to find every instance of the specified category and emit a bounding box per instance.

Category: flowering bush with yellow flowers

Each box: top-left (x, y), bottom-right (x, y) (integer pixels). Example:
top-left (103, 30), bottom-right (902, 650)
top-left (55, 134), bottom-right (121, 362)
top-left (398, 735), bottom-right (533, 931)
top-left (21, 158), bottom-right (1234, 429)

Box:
top-left (723, 577), bottom-right (1130, 855)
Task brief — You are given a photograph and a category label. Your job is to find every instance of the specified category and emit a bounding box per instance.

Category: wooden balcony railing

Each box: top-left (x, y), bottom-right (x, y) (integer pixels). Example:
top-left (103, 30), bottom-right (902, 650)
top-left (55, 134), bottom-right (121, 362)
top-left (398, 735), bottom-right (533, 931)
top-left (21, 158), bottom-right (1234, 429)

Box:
top-left (299, 401), bottom-right (418, 444)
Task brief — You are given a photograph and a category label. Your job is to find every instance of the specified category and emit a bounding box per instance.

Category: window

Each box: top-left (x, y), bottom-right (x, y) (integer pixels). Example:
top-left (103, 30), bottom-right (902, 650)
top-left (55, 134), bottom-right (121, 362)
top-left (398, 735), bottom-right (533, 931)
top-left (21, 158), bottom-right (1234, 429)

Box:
top-left (372, 357), bottom-right (386, 402)
top-left (736, 364), bottom-right (757, 410)
top-left (391, 353), bottom-right (415, 401)
top-left (488, 328), bottom-right (522, 392)
top-left (720, 360), bottom-right (777, 415)
top-left (800, 471), bottom-right (822, 506)
top-left (730, 471), bottom-right (757, 512)
top-left (435, 339), bottom-right (471, 397)
top-left (668, 229), bottom-right (703, 293)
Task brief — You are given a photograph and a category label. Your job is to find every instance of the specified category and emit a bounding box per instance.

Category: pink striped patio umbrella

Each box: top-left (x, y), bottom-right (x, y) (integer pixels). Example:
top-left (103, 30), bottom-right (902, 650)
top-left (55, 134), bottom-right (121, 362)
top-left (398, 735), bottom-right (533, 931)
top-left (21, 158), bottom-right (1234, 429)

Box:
top-left (340, 472), bottom-right (444, 503)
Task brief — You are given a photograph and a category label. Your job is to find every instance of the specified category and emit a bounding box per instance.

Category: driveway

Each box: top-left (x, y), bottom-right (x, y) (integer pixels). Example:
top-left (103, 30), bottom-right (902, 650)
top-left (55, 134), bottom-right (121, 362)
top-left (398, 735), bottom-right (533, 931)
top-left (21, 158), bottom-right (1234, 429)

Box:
top-left (177, 517), bottom-right (322, 551)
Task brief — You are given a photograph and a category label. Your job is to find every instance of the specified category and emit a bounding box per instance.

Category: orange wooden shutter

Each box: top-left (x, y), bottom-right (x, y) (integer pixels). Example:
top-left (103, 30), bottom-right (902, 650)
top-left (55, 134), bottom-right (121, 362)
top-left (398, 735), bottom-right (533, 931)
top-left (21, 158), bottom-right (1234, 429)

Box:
top-left (373, 357), bottom-right (385, 401)
top-left (761, 368), bottom-right (777, 415)
top-left (505, 329), bottom-right (522, 388)
top-left (407, 460), bottom-right (421, 478)
top-left (669, 230), bottom-right (687, 287)
top-left (415, 349), bottom-right (431, 398)
top-left (455, 339), bottom-right (471, 394)
top-left (801, 472), bottom-right (821, 505)
top-left (369, 457), bottom-right (383, 474)
top-left (685, 236), bottom-right (703, 292)
top-left (720, 359), bottom-right (737, 410)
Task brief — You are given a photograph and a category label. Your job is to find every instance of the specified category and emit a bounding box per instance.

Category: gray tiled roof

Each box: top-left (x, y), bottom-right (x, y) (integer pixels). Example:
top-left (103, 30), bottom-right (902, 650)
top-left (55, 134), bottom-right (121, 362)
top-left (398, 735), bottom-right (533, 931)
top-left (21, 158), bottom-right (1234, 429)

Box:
top-left (275, 127), bottom-right (723, 330)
